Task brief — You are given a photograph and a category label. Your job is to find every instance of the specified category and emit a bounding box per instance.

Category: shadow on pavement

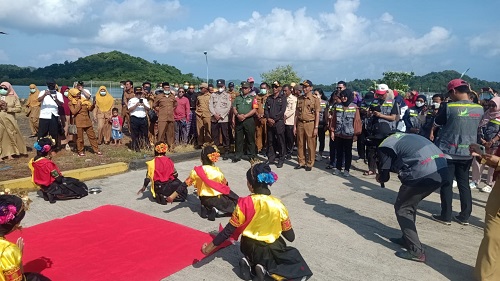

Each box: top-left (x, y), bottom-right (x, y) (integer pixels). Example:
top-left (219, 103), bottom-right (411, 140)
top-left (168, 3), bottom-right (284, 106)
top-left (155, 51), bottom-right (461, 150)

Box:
top-left (303, 193), bottom-right (474, 281)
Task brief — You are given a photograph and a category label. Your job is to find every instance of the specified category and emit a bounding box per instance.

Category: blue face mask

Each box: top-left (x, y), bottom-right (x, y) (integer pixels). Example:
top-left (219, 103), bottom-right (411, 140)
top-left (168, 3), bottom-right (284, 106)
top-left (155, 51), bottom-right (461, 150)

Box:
top-left (259, 89), bottom-right (267, 95)
top-left (0, 89), bottom-right (7, 95)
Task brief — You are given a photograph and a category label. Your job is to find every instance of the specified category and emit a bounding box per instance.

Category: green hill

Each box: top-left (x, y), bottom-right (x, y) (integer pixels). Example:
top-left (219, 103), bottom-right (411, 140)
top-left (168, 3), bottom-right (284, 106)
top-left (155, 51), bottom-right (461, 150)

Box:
top-left (0, 50), bottom-right (203, 85)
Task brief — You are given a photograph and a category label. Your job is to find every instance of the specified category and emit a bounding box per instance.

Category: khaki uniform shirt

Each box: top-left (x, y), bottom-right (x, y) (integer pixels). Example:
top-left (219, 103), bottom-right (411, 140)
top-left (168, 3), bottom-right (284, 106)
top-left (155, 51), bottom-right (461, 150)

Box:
top-left (285, 94), bottom-right (297, 126)
top-left (154, 93), bottom-right (177, 122)
top-left (70, 102), bottom-right (95, 128)
top-left (209, 91), bottom-right (231, 123)
top-left (196, 92), bottom-right (211, 118)
top-left (255, 94), bottom-right (268, 118)
top-left (296, 93), bottom-right (320, 122)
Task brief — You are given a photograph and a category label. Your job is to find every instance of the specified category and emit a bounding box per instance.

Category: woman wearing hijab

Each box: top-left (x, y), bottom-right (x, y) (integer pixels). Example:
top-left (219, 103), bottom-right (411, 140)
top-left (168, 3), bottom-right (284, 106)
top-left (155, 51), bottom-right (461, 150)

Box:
top-left (402, 94), bottom-right (428, 135)
top-left (167, 143), bottom-right (239, 221)
top-left (0, 96), bottom-right (27, 161)
top-left (328, 88), bottom-right (362, 177)
top-left (25, 84), bottom-right (41, 137)
top-left (313, 88), bottom-right (328, 161)
top-left (94, 86), bottom-right (114, 145)
top-left (0, 82), bottom-right (21, 119)
top-left (470, 97), bottom-right (500, 193)
top-left (201, 163), bottom-right (312, 281)
top-left (68, 88), bottom-right (101, 156)
top-left (59, 86), bottom-right (72, 151)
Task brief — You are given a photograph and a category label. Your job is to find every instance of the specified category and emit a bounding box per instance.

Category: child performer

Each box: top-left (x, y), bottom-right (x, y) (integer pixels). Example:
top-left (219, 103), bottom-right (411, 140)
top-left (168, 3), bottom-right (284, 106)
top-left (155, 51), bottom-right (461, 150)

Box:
top-left (137, 142), bottom-right (187, 204)
top-left (201, 163), bottom-right (312, 281)
top-left (110, 107), bottom-right (123, 145)
top-left (167, 143), bottom-right (239, 221)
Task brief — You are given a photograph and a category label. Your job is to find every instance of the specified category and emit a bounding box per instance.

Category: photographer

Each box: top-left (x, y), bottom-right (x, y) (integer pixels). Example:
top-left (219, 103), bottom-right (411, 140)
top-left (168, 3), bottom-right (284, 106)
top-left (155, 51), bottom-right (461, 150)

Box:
top-left (37, 79), bottom-right (64, 145)
top-left (128, 87), bottom-right (151, 152)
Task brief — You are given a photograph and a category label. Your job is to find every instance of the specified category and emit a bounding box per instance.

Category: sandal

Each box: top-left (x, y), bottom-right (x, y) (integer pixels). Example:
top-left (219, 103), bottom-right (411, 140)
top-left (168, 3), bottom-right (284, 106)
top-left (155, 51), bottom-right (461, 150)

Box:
top-left (78, 153), bottom-right (86, 157)
top-left (96, 152), bottom-right (103, 156)
top-left (363, 171), bottom-right (375, 176)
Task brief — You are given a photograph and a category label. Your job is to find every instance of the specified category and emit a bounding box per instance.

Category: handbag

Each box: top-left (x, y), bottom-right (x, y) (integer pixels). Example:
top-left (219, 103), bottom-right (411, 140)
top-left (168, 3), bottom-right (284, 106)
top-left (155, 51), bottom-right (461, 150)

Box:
top-left (68, 115), bottom-right (77, 135)
top-left (148, 109), bottom-right (158, 123)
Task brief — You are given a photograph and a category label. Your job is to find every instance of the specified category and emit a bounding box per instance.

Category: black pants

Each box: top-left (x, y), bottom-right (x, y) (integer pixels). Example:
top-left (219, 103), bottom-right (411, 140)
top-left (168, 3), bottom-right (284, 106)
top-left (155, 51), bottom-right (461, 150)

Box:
top-left (329, 138), bottom-right (336, 166)
top-left (211, 122), bottom-right (230, 153)
top-left (285, 125), bottom-right (294, 156)
top-left (357, 130), bottom-right (367, 159)
top-left (130, 116), bottom-right (149, 151)
top-left (317, 125), bottom-right (326, 153)
top-left (366, 139), bottom-right (382, 172)
top-left (335, 137), bottom-right (353, 172)
top-left (395, 172), bottom-right (447, 256)
top-left (235, 118), bottom-right (256, 160)
top-left (439, 159), bottom-right (473, 221)
top-left (38, 115), bottom-right (60, 144)
top-left (267, 120), bottom-right (286, 163)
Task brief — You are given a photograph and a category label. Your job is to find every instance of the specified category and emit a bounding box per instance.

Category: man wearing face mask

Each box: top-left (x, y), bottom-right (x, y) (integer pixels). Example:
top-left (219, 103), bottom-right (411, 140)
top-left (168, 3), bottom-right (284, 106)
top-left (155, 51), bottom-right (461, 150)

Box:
top-left (26, 84), bottom-right (41, 137)
top-left (403, 95), bottom-right (428, 135)
top-left (37, 79), bottom-right (64, 145)
top-left (154, 82), bottom-right (177, 148)
top-left (75, 81), bottom-right (92, 101)
top-left (425, 94), bottom-right (443, 140)
top-left (196, 83), bottom-right (212, 148)
top-left (185, 84), bottom-right (198, 144)
top-left (121, 80), bottom-right (135, 134)
top-left (209, 79), bottom-right (232, 160)
top-left (255, 82), bottom-right (269, 156)
top-left (129, 87), bottom-right (151, 151)
top-left (142, 81), bottom-right (156, 146)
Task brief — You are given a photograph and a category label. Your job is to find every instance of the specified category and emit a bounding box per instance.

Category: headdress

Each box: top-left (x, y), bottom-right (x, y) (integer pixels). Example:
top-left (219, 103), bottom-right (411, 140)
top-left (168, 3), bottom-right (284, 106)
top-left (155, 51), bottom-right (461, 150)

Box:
top-left (34, 137), bottom-right (55, 154)
top-left (201, 143), bottom-right (220, 164)
top-left (0, 194), bottom-right (30, 236)
top-left (155, 142), bottom-right (169, 154)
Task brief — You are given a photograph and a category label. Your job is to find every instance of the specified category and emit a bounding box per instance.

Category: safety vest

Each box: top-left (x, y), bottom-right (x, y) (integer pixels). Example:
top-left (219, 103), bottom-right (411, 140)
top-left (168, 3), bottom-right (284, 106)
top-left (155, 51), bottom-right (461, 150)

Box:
top-left (378, 99), bottom-right (397, 130)
top-left (379, 133), bottom-right (448, 183)
top-left (334, 103), bottom-right (356, 137)
top-left (436, 101), bottom-right (483, 157)
top-left (408, 108), bottom-right (423, 131)
top-left (482, 117), bottom-right (500, 147)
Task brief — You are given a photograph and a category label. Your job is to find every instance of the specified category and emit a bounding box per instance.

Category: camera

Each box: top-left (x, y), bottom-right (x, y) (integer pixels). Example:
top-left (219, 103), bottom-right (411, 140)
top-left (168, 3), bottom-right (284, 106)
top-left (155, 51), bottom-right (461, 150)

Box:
top-left (369, 103), bottom-right (381, 113)
top-left (139, 98), bottom-right (143, 104)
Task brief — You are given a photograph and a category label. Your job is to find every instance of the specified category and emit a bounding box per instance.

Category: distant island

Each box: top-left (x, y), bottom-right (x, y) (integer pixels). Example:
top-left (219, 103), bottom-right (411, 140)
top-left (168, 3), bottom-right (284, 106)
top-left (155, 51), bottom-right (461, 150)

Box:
top-left (0, 50), bottom-right (498, 93)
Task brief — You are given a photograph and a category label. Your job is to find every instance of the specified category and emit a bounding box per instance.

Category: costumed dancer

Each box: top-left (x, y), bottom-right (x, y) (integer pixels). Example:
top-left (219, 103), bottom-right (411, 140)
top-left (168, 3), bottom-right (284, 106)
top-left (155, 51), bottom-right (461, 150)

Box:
top-left (28, 137), bottom-right (88, 204)
top-left (0, 194), bottom-right (51, 281)
top-left (137, 142), bottom-right (187, 204)
top-left (201, 163), bottom-right (313, 281)
top-left (167, 143), bottom-right (238, 221)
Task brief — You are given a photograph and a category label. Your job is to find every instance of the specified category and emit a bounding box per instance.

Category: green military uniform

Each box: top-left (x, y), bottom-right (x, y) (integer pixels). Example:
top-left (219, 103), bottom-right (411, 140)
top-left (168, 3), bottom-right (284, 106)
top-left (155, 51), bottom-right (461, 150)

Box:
top-left (233, 83), bottom-right (258, 161)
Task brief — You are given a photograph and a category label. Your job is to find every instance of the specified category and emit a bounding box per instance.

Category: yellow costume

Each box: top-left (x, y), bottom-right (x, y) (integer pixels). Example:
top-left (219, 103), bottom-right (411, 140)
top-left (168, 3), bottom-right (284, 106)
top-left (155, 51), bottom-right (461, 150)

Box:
top-left (0, 238), bottom-right (23, 281)
top-left (230, 194), bottom-right (291, 244)
top-left (186, 165), bottom-right (226, 197)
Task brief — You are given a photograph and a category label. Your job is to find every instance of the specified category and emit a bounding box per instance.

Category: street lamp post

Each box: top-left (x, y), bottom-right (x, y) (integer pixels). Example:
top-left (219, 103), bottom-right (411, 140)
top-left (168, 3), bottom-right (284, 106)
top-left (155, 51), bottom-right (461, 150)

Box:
top-left (204, 51), bottom-right (208, 83)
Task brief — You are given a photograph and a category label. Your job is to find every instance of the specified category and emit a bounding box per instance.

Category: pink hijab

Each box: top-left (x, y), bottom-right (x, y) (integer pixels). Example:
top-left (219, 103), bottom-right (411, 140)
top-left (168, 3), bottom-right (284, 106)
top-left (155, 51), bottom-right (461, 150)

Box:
top-left (479, 97), bottom-right (500, 127)
top-left (0, 82), bottom-right (18, 97)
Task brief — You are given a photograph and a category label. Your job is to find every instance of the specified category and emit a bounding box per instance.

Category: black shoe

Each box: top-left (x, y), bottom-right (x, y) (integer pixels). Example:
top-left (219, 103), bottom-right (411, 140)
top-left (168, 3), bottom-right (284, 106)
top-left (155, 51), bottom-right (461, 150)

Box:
top-left (266, 160), bottom-right (277, 165)
top-left (222, 153), bottom-right (229, 160)
top-left (395, 251), bottom-right (426, 263)
top-left (200, 207), bottom-right (208, 219)
top-left (232, 158), bottom-right (241, 163)
top-left (431, 214), bottom-right (451, 226)
top-left (276, 161), bottom-right (283, 168)
top-left (285, 154), bottom-right (292, 160)
top-left (42, 192), bottom-right (49, 201)
top-left (294, 165), bottom-right (305, 170)
top-left (207, 208), bottom-right (216, 221)
top-left (258, 150), bottom-right (267, 156)
top-left (239, 258), bottom-right (252, 281)
top-left (254, 264), bottom-right (266, 281)
top-left (453, 215), bottom-right (469, 226)
top-left (389, 237), bottom-right (406, 247)
top-left (305, 166), bottom-right (312, 171)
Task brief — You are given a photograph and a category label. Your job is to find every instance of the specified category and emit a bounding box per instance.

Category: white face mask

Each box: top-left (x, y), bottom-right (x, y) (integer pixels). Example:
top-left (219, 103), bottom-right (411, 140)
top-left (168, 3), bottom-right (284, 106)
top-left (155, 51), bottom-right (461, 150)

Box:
top-left (30, 89), bottom-right (36, 93)
top-left (433, 102), bottom-right (440, 109)
top-left (0, 89), bottom-right (7, 96)
top-left (415, 101), bottom-right (424, 107)
top-left (218, 88), bottom-right (224, 93)
top-left (100, 91), bottom-right (106, 96)
top-left (64, 91), bottom-right (69, 97)
top-left (174, 87), bottom-right (179, 91)
top-left (164, 90), bottom-right (170, 94)
top-left (183, 85), bottom-right (188, 90)
top-left (120, 85), bottom-right (124, 89)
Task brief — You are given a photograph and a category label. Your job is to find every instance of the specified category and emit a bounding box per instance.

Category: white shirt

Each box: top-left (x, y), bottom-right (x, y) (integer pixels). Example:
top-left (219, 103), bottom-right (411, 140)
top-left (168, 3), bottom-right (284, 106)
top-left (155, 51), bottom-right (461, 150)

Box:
top-left (38, 90), bottom-right (64, 119)
top-left (128, 97), bottom-right (150, 118)
top-left (285, 94), bottom-right (297, 126)
top-left (81, 88), bottom-right (92, 100)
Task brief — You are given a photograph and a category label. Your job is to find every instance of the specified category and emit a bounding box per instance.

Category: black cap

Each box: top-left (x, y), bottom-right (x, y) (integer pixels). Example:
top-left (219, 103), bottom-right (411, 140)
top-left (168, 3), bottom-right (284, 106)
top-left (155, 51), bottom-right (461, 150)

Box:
top-left (300, 80), bottom-right (313, 87)
top-left (228, 82), bottom-right (235, 87)
top-left (216, 79), bottom-right (225, 87)
top-left (77, 81), bottom-right (84, 86)
top-left (134, 87), bottom-right (143, 93)
top-left (272, 81), bottom-right (281, 88)
top-left (161, 82), bottom-right (170, 87)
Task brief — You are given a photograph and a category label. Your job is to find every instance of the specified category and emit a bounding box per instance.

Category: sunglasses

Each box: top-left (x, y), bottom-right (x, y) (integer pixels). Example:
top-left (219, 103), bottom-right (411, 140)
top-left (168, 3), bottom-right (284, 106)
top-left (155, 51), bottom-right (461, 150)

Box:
top-left (0, 87), bottom-right (7, 90)
top-left (178, 90), bottom-right (185, 93)
top-left (242, 87), bottom-right (249, 89)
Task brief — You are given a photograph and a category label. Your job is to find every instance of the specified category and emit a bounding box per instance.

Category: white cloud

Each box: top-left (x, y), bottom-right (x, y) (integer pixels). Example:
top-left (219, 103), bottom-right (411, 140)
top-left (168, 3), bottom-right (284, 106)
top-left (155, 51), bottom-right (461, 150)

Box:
top-left (470, 32), bottom-right (500, 57)
top-left (36, 48), bottom-right (86, 63)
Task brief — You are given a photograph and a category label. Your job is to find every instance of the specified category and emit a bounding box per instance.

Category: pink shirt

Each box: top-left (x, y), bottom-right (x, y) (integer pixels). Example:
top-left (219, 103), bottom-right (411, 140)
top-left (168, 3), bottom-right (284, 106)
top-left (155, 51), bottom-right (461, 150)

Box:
top-left (174, 96), bottom-right (190, 121)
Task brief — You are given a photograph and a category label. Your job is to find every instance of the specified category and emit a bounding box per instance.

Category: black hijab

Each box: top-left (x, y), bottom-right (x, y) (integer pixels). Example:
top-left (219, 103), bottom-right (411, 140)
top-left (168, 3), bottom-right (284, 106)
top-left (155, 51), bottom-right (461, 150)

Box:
top-left (340, 89), bottom-right (354, 107)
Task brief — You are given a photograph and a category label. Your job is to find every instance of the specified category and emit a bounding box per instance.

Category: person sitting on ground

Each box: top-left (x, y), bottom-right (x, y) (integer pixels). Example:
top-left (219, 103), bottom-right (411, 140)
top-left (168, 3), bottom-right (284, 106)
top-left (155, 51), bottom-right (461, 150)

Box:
top-left (68, 88), bottom-right (102, 156)
top-left (167, 143), bottom-right (239, 221)
top-left (28, 137), bottom-right (89, 203)
top-left (201, 163), bottom-right (313, 281)
top-left (0, 194), bottom-right (51, 281)
top-left (137, 142), bottom-right (187, 204)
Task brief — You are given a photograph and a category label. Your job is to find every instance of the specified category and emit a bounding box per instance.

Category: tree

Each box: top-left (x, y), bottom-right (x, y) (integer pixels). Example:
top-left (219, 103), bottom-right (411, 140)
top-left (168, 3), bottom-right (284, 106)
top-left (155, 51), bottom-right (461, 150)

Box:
top-left (378, 71), bottom-right (414, 93)
top-left (260, 65), bottom-right (301, 85)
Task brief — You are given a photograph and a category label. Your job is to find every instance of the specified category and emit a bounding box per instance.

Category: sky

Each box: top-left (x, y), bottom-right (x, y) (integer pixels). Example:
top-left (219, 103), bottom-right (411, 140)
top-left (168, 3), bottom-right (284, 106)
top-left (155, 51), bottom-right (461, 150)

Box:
top-left (0, 0), bottom-right (499, 84)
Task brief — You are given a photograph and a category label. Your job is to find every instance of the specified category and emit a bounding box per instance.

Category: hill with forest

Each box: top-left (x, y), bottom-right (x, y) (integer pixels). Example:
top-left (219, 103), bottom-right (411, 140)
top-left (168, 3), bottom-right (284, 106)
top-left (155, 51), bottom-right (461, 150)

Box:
top-left (0, 51), bottom-right (203, 86)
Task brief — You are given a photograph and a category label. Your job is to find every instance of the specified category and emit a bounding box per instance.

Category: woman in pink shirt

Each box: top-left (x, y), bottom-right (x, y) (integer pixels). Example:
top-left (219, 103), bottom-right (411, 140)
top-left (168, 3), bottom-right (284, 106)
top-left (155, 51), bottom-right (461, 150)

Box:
top-left (174, 89), bottom-right (191, 144)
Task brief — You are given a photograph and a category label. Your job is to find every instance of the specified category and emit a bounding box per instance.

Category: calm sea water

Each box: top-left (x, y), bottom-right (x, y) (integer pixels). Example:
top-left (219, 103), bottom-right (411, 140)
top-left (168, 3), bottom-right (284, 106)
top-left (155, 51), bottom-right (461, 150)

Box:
top-left (12, 85), bottom-right (124, 99)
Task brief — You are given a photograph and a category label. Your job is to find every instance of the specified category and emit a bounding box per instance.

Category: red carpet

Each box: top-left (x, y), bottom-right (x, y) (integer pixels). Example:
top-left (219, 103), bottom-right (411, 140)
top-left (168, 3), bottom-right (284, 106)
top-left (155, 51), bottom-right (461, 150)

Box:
top-left (7, 205), bottom-right (221, 281)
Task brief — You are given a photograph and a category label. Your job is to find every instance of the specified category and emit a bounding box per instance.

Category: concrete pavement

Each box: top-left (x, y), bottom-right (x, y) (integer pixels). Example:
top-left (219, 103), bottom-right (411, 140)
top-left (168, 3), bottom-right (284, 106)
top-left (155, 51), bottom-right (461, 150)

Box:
top-left (20, 157), bottom-right (486, 280)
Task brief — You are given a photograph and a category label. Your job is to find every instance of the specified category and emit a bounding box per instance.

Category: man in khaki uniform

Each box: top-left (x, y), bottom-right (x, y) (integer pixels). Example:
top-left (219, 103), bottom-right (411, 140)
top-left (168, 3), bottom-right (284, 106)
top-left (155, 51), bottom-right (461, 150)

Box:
top-left (154, 82), bottom-right (177, 148)
top-left (121, 80), bottom-right (135, 133)
top-left (255, 82), bottom-right (269, 155)
top-left (294, 80), bottom-right (320, 171)
top-left (196, 83), bottom-right (212, 147)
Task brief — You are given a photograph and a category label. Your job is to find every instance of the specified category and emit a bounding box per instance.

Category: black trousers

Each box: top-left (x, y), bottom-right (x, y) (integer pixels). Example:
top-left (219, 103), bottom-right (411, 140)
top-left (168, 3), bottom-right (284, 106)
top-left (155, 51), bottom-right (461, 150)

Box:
top-left (329, 138), bottom-right (336, 166)
top-left (335, 137), bottom-right (353, 172)
top-left (285, 124), bottom-right (294, 156)
top-left (395, 172), bottom-right (447, 256)
top-left (211, 122), bottom-right (230, 152)
top-left (38, 115), bottom-right (60, 144)
top-left (357, 130), bottom-right (367, 159)
top-left (267, 120), bottom-right (286, 162)
top-left (235, 118), bottom-right (256, 160)
top-left (317, 124), bottom-right (326, 153)
top-left (366, 139), bottom-right (382, 172)
top-left (440, 159), bottom-right (473, 221)
top-left (130, 116), bottom-right (149, 151)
